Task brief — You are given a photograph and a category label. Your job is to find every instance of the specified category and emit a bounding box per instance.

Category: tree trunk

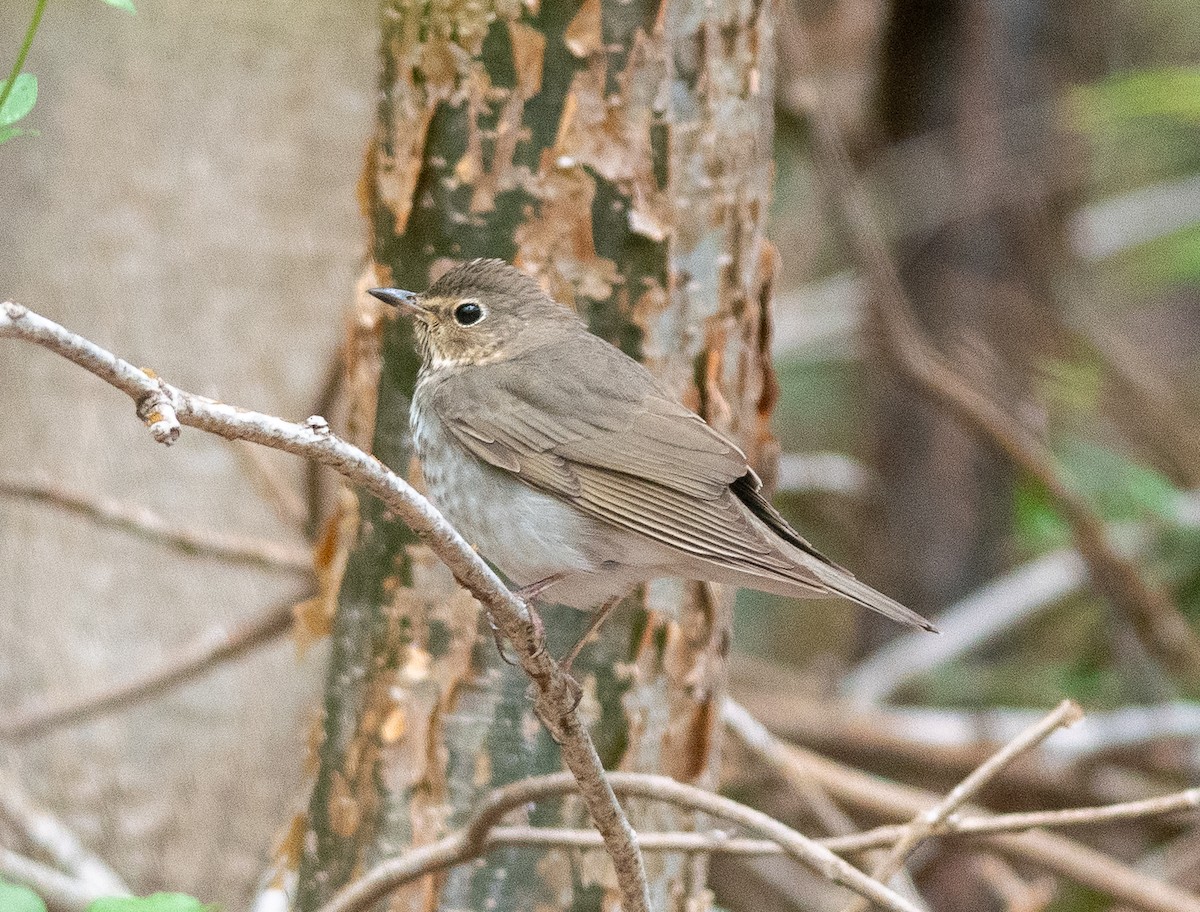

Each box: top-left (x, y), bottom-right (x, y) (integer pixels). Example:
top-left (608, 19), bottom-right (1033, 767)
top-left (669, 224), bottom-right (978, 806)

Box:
top-left (295, 2), bottom-right (778, 909)
top-left (863, 0), bottom-right (1069, 644)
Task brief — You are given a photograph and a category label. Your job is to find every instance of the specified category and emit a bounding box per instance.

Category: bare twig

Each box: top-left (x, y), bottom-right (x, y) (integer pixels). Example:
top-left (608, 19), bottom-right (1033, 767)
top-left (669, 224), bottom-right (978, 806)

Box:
top-left (724, 699), bottom-right (1200, 912)
top-left (497, 781), bottom-right (1200, 852)
top-left (0, 768), bottom-right (129, 894)
top-left (1, 594), bottom-right (304, 742)
top-left (788, 23), bottom-right (1200, 683)
top-left (777, 451), bottom-right (872, 497)
top-left (0, 301), bottom-right (651, 912)
top-left (0, 476), bottom-right (312, 574)
top-left (0, 848), bottom-right (115, 912)
top-left (839, 702), bottom-right (1082, 912)
top-left (317, 772), bottom-right (923, 912)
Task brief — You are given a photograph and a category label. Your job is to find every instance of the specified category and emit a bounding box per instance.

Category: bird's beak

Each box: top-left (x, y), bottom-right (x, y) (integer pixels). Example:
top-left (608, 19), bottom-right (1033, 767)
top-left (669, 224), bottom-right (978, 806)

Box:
top-left (368, 287), bottom-right (425, 318)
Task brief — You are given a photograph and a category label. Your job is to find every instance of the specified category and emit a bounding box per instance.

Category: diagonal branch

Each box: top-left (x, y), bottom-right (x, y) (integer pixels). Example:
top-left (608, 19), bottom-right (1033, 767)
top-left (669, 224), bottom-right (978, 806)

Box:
top-left (724, 699), bottom-right (1200, 912)
top-left (0, 476), bottom-right (312, 574)
top-left (0, 767), bottom-right (130, 895)
top-left (1, 594), bottom-right (305, 742)
top-left (0, 848), bottom-right (113, 912)
top-left (0, 301), bottom-right (651, 912)
top-left (839, 700), bottom-right (1082, 912)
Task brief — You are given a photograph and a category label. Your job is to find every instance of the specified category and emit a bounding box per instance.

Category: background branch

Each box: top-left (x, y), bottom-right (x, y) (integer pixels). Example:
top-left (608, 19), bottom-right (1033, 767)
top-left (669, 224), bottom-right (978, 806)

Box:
top-left (0, 767), bottom-right (129, 895)
top-left (0, 476), bottom-right (313, 574)
top-left (724, 699), bottom-right (1200, 912)
top-left (1, 594), bottom-right (305, 742)
top-left (318, 772), bottom-right (923, 912)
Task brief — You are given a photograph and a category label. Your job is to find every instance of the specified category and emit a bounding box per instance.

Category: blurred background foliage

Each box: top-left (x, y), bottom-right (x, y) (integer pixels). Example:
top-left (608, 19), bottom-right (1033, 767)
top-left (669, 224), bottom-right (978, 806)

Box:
top-left (745, 0), bottom-right (1200, 724)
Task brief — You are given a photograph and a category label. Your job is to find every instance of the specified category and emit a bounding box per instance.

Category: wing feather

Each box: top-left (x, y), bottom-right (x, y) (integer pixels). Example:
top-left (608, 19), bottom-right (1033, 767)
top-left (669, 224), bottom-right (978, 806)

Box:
top-left (429, 334), bottom-right (823, 589)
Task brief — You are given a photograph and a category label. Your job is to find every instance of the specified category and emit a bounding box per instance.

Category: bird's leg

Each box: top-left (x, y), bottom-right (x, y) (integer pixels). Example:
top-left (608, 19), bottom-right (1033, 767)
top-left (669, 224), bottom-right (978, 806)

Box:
top-left (514, 573), bottom-right (567, 602)
top-left (486, 575), bottom-right (562, 666)
top-left (559, 596), bottom-right (621, 674)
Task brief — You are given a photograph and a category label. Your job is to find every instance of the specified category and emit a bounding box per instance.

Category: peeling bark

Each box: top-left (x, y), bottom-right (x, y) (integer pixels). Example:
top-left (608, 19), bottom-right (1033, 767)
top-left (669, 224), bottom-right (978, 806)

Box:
top-left (296, 2), bottom-right (776, 909)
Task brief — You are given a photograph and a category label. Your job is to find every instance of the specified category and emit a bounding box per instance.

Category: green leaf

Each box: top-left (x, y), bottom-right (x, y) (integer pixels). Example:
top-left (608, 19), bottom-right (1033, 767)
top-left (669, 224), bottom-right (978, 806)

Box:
top-left (1041, 355), bottom-right (1104, 414)
top-left (1130, 223), bottom-right (1200, 286)
top-left (87, 895), bottom-right (213, 912)
top-left (0, 125), bottom-right (27, 144)
top-left (0, 73), bottom-right (37, 127)
top-left (1068, 67), bottom-right (1200, 130)
top-left (0, 880), bottom-right (48, 912)
top-left (1014, 481), bottom-right (1071, 551)
top-left (100, 0), bottom-right (137, 11)
top-left (1014, 442), bottom-right (1182, 552)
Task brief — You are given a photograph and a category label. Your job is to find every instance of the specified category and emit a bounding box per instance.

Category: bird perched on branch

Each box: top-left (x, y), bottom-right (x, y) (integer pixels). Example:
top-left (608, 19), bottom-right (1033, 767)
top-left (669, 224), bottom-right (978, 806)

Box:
top-left (370, 260), bottom-right (933, 659)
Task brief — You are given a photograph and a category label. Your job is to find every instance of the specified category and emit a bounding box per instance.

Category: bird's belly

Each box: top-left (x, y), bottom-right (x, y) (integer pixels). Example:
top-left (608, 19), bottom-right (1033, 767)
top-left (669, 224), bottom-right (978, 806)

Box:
top-left (413, 410), bottom-right (611, 593)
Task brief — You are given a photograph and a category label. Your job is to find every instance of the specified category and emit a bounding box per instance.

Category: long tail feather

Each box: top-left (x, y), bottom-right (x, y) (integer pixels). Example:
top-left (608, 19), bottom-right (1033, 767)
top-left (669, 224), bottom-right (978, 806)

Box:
top-left (812, 563), bottom-right (938, 632)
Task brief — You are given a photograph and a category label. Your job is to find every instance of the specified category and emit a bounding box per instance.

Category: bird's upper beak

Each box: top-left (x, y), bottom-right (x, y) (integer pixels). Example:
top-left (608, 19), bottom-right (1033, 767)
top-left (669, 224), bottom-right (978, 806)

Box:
top-left (368, 287), bottom-right (425, 318)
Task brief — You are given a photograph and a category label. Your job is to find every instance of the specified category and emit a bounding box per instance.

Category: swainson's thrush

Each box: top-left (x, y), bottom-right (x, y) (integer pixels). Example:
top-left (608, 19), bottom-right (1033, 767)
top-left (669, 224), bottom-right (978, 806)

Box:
top-left (369, 260), bottom-right (934, 638)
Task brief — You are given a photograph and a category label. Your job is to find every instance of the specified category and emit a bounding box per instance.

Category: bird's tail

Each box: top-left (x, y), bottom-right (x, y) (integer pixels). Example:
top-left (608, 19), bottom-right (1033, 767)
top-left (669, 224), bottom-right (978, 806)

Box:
top-left (811, 563), bottom-right (938, 633)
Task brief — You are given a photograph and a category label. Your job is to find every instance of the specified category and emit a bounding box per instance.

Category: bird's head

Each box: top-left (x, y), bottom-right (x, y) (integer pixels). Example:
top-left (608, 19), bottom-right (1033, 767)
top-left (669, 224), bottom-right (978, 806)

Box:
top-left (369, 259), bottom-right (583, 371)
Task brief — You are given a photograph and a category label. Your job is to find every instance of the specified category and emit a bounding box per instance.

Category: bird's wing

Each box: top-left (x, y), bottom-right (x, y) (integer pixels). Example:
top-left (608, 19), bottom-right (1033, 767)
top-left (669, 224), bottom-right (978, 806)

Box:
top-left (430, 336), bottom-right (934, 630)
top-left (430, 334), bottom-right (818, 577)
top-left (432, 336), bottom-right (936, 628)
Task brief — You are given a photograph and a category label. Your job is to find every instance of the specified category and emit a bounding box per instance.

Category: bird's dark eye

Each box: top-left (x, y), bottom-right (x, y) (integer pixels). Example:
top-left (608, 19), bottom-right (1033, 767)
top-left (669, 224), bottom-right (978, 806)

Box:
top-left (453, 301), bottom-right (484, 326)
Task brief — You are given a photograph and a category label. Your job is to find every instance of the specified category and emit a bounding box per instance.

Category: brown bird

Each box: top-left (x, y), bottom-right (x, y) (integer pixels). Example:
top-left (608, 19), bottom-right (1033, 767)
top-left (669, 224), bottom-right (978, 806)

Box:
top-left (370, 260), bottom-right (934, 653)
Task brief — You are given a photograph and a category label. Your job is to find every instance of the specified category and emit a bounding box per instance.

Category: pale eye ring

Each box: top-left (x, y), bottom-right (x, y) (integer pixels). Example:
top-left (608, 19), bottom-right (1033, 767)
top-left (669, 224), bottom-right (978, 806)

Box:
top-left (454, 301), bottom-right (484, 326)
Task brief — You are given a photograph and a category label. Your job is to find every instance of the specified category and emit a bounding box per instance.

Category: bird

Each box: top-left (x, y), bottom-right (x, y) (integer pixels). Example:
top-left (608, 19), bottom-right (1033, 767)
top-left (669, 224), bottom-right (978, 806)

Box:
top-left (369, 259), bottom-right (934, 658)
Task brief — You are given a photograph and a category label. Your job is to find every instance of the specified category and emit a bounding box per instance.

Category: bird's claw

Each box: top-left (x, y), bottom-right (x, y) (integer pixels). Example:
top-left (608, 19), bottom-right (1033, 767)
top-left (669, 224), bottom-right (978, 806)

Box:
top-left (484, 610), bottom-right (520, 666)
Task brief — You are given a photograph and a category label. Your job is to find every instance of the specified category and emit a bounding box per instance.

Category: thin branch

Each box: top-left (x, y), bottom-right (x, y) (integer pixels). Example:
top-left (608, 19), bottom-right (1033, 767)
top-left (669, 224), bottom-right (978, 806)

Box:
top-left (839, 701), bottom-right (1082, 912)
top-left (0, 476), bottom-right (312, 574)
top-left (317, 772), bottom-right (923, 912)
top-left (486, 827), bottom-right (782, 855)
top-left (0, 768), bottom-right (129, 894)
top-left (776, 451), bottom-right (872, 497)
top-left (788, 23), bottom-right (1200, 684)
top-left (724, 699), bottom-right (1200, 912)
top-left (1, 594), bottom-right (304, 742)
top-left (0, 301), bottom-right (651, 912)
top-left (493, 781), bottom-right (1200, 854)
top-left (0, 848), bottom-right (112, 912)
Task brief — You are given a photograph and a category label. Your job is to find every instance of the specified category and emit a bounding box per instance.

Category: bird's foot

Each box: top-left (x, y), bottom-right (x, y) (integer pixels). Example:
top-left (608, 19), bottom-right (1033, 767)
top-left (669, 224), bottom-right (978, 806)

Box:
top-left (484, 610), bottom-right (519, 666)
top-left (558, 596), bottom-right (621, 674)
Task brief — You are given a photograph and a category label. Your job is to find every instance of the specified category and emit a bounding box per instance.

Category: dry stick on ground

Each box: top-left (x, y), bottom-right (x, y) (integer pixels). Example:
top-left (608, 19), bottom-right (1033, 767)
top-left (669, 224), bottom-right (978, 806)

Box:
top-left (0, 767), bottom-right (130, 895)
top-left (0, 303), bottom-right (657, 912)
top-left (724, 699), bottom-right (1200, 912)
top-left (316, 770), bottom-right (1200, 912)
top-left (0, 476), bottom-right (313, 575)
top-left (789, 26), bottom-right (1200, 684)
top-left (0, 593), bottom-right (306, 742)
top-left (0, 848), bottom-right (113, 912)
top-left (839, 700), bottom-right (1083, 912)
top-left (316, 772), bottom-right (924, 912)
top-left (473, 784), bottom-right (1200, 856)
